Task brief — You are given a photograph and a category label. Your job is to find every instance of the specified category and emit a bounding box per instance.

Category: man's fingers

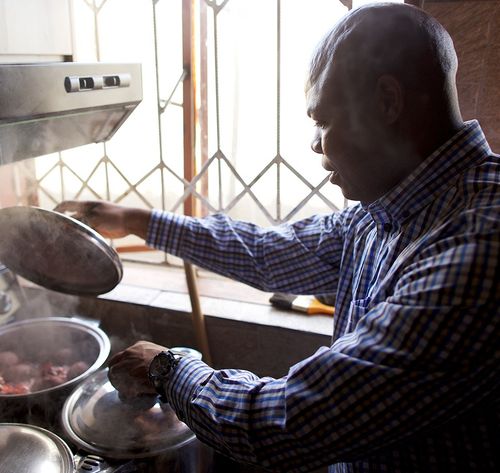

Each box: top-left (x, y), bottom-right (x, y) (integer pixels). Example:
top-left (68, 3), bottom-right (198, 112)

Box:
top-left (108, 349), bottom-right (127, 367)
top-left (54, 200), bottom-right (86, 214)
top-left (107, 342), bottom-right (167, 398)
top-left (54, 201), bottom-right (109, 232)
top-left (108, 359), bottom-right (156, 398)
top-left (54, 200), bottom-right (103, 219)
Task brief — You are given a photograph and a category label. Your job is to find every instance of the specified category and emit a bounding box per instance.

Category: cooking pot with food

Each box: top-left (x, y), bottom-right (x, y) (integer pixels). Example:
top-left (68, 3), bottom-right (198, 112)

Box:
top-left (0, 317), bottom-right (110, 428)
top-left (60, 367), bottom-right (212, 472)
top-left (0, 206), bottom-right (117, 428)
top-left (0, 368), bottom-right (213, 473)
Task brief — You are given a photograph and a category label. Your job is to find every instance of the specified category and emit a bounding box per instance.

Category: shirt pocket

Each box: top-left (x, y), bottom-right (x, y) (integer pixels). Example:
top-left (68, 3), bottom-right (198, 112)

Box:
top-left (347, 297), bottom-right (371, 332)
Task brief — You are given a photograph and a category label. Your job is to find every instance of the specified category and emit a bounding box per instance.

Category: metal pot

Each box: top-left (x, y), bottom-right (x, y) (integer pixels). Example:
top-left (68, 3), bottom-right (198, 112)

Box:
top-left (61, 368), bottom-right (213, 472)
top-left (0, 317), bottom-right (110, 429)
top-left (0, 354), bottom-right (212, 472)
top-left (0, 423), bottom-right (75, 473)
top-left (0, 423), bottom-right (118, 473)
top-left (0, 421), bottom-right (211, 473)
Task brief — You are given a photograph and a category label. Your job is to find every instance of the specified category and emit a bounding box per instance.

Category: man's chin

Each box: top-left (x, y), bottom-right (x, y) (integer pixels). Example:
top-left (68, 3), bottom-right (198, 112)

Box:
top-left (329, 173), bottom-right (347, 195)
top-left (336, 182), bottom-right (360, 203)
top-left (340, 187), bottom-right (354, 201)
top-left (329, 173), bottom-right (364, 202)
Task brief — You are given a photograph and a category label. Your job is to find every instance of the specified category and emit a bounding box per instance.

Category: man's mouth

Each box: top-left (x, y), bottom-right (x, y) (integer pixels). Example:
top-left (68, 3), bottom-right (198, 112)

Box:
top-left (329, 169), bottom-right (340, 184)
top-left (321, 157), bottom-right (340, 184)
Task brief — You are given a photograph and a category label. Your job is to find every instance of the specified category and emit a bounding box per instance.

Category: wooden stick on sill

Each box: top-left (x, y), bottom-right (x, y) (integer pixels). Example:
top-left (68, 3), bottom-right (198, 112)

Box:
top-left (184, 261), bottom-right (213, 366)
top-left (115, 245), bottom-right (155, 253)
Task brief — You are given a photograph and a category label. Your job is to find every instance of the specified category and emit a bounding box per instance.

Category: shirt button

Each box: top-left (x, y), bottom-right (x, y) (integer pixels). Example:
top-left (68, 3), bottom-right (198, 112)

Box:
top-left (383, 223), bottom-right (392, 232)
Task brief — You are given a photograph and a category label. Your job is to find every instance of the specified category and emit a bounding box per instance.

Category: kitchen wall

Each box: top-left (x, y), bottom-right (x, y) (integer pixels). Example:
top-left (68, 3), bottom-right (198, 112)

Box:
top-left (410, 0), bottom-right (500, 150)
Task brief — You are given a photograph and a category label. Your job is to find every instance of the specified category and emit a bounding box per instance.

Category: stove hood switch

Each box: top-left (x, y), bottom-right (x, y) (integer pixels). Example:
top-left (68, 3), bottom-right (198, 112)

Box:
top-left (65, 73), bottom-right (131, 93)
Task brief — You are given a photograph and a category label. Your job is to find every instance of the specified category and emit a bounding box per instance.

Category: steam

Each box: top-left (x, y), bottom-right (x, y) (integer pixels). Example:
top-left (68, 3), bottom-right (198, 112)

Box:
top-left (15, 284), bottom-right (81, 320)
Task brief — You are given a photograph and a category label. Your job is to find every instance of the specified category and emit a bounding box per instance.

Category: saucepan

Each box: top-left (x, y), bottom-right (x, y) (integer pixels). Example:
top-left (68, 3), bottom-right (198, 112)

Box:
top-left (0, 422), bottom-right (137, 473)
top-left (0, 206), bottom-right (117, 426)
top-left (0, 317), bottom-right (110, 428)
top-left (61, 368), bottom-right (211, 472)
top-left (0, 367), bottom-right (212, 473)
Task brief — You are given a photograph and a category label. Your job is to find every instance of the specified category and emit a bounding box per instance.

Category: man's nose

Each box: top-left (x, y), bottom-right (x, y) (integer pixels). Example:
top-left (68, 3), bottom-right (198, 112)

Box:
top-left (311, 129), bottom-right (323, 154)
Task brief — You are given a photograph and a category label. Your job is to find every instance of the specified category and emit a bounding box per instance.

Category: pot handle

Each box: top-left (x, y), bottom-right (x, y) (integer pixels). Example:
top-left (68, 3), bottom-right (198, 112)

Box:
top-left (74, 454), bottom-right (110, 473)
top-left (75, 454), bottom-right (139, 473)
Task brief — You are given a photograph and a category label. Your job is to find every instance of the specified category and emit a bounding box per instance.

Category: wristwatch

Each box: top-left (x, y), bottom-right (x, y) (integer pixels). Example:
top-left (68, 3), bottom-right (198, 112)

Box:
top-left (148, 350), bottom-right (182, 402)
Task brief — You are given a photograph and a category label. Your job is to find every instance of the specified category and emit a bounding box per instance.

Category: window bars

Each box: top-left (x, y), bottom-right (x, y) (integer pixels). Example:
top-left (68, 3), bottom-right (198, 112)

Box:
top-left (14, 0), bottom-right (347, 247)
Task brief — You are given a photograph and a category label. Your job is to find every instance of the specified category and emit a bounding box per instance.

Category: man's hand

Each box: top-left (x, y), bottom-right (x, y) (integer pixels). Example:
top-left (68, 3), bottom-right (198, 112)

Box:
top-left (54, 200), bottom-right (151, 240)
top-left (108, 341), bottom-right (166, 400)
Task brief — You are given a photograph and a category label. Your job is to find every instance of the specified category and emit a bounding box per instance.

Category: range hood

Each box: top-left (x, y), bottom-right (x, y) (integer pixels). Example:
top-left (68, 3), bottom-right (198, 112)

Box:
top-left (0, 62), bottom-right (142, 165)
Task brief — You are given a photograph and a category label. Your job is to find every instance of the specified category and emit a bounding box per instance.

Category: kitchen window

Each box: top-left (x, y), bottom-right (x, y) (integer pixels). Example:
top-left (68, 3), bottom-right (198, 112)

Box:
top-left (3, 0), bottom-right (398, 301)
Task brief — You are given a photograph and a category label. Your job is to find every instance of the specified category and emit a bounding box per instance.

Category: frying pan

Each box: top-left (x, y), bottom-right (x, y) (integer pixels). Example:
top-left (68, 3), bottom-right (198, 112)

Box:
top-left (0, 206), bottom-right (122, 295)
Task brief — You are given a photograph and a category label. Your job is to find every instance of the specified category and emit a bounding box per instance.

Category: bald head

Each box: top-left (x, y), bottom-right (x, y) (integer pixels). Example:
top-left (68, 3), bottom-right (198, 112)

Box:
top-left (305, 3), bottom-right (464, 203)
top-left (308, 2), bottom-right (459, 112)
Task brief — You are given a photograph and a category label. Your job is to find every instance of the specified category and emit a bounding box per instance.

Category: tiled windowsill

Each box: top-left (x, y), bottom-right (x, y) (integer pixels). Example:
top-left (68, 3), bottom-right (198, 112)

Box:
top-left (97, 261), bottom-right (334, 337)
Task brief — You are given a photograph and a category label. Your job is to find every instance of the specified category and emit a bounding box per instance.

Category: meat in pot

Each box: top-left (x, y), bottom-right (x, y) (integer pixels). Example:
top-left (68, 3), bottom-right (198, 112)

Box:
top-left (0, 349), bottom-right (90, 395)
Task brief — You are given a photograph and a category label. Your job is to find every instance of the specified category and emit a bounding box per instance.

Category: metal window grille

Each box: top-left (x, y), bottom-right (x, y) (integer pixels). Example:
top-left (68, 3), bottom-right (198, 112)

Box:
top-left (10, 0), bottom-right (350, 265)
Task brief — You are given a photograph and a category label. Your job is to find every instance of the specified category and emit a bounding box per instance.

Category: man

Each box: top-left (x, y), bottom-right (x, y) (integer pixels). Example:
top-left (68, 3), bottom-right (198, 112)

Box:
top-left (56, 3), bottom-right (499, 472)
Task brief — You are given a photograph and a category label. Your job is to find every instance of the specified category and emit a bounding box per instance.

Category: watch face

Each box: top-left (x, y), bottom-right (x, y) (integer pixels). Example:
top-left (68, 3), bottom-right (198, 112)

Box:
top-left (148, 351), bottom-right (183, 401)
top-left (149, 351), bottom-right (173, 378)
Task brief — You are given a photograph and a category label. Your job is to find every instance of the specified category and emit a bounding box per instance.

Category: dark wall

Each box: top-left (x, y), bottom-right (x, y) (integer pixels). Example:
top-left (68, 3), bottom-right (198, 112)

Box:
top-left (411, 0), bottom-right (500, 151)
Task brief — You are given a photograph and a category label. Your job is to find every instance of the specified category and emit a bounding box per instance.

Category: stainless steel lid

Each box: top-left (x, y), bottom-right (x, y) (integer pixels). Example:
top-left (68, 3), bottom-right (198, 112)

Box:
top-left (61, 369), bottom-right (195, 459)
top-left (0, 423), bottom-right (74, 473)
top-left (0, 206), bottom-right (122, 295)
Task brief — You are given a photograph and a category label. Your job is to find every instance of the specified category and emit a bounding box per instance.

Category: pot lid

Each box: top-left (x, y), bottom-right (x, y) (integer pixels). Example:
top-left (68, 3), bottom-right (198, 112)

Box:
top-left (0, 423), bottom-right (74, 473)
top-left (61, 369), bottom-right (195, 459)
top-left (0, 206), bottom-right (122, 295)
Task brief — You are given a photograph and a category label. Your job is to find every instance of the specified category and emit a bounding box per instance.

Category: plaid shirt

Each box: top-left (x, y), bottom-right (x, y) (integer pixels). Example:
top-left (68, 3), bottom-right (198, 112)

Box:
top-left (147, 120), bottom-right (499, 473)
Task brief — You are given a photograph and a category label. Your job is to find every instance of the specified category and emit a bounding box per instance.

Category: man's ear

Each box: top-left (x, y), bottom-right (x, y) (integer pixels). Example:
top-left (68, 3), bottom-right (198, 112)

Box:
top-left (375, 75), bottom-right (403, 124)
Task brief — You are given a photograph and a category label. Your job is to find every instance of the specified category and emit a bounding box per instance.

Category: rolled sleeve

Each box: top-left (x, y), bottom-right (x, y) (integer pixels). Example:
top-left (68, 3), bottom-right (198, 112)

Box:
top-left (165, 356), bottom-right (214, 424)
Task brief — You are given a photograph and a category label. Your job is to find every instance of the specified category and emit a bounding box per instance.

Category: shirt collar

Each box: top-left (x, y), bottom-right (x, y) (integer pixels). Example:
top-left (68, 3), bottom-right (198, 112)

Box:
top-left (365, 120), bottom-right (491, 226)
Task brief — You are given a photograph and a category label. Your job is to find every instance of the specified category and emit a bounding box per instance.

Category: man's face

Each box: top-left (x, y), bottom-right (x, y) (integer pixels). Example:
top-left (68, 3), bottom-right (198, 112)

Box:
top-left (306, 68), bottom-right (390, 204)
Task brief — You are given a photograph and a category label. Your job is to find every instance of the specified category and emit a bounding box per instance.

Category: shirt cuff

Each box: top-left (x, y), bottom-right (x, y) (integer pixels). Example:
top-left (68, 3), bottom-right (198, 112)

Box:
top-left (164, 356), bottom-right (214, 424)
top-left (146, 209), bottom-right (189, 255)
